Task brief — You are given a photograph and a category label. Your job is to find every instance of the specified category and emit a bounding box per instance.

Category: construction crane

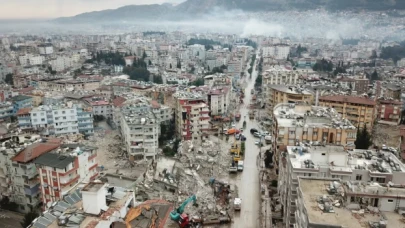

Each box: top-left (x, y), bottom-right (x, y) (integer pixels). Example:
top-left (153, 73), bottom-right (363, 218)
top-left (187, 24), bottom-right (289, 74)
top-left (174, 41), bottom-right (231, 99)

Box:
top-left (124, 205), bottom-right (151, 228)
top-left (170, 195), bottom-right (197, 227)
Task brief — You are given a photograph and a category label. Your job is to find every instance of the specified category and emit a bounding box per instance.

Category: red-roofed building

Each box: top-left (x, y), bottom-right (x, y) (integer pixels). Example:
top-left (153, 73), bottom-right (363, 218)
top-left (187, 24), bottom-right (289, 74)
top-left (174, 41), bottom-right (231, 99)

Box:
top-left (319, 95), bottom-right (376, 129)
top-left (84, 97), bottom-right (112, 119)
top-left (124, 56), bottom-right (137, 66)
top-left (0, 138), bottom-right (62, 213)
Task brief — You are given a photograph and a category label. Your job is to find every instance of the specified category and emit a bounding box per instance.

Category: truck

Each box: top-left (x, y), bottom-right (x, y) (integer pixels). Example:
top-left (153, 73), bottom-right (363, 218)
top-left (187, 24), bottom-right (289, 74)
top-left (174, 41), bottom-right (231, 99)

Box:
top-left (234, 198), bottom-right (242, 211)
top-left (249, 111), bottom-right (255, 120)
top-left (226, 128), bottom-right (240, 135)
top-left (237, 161), bottom-right (244, 171)
top-left (265, 135), bottom-right (272, 144)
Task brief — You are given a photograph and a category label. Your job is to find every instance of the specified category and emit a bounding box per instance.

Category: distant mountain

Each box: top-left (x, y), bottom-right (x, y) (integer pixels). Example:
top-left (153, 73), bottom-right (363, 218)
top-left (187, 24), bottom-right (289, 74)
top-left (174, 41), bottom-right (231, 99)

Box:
top-left (54, 0), bottom-right (405, 23)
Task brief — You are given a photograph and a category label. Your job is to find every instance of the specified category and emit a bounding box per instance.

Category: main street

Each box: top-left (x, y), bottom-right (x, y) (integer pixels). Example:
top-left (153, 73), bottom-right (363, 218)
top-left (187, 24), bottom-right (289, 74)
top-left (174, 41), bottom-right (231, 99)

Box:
top-left (230, 53), bottom-right (262, 228)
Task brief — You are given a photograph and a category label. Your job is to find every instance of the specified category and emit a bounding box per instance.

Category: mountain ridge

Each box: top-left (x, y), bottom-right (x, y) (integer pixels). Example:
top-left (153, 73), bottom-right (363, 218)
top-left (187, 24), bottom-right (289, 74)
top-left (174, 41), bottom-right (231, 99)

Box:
top-left (54, 0), bottom-right (405, 23)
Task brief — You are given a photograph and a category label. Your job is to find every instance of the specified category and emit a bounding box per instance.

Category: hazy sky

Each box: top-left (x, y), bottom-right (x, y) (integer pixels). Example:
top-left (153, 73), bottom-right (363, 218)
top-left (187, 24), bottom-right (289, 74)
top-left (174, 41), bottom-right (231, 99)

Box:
top-left (0, 0), bottom-right (185, 19)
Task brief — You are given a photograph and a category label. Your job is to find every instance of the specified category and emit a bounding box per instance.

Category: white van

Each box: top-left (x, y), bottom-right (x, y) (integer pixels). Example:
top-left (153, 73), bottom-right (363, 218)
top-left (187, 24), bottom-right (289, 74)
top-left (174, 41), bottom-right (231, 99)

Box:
top-left (237, 161), bottom-right (244, 171)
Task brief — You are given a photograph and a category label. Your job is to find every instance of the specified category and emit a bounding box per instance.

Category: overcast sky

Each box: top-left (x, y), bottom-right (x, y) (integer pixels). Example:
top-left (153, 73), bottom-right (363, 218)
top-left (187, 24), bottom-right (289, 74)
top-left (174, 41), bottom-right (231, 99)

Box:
top-left (0, 0), bottom-right (185, 19)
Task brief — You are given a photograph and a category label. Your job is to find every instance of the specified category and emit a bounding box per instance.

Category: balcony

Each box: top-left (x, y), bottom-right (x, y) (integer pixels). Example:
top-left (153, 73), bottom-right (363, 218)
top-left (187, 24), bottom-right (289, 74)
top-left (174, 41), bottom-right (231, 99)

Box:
top-left (24, 183), bottom-right (40, 196)
top-left (23, 169), bottom-right (38, 179)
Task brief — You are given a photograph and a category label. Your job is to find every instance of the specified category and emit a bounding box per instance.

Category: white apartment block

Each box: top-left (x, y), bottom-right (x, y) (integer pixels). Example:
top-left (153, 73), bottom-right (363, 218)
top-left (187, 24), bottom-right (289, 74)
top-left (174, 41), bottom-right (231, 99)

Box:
top-left (84, 99), bottom-right (113, 119)
top-left (262, 45), bottom-right (290, 60)
top-left (262, 66), bottom-right (300, 85)
top-left (38, 44), bottom-right (54, 55)
top-left (17, 104), bottom-right (94, 136)
top-left (119, 110), bottom-right (159, 160)
top-left (50, 56), bottom-right (73, 72)
top-left (208, 87), bottom-right (230, 116)
top-left (19, 54), bottom-right (45, 66)
top-left (279, 145), bottom-right (405, 227)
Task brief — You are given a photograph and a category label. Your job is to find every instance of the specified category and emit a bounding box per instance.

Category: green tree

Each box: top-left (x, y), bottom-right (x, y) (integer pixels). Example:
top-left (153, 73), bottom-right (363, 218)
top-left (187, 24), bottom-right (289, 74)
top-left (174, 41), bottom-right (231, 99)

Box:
top-left (190, 78), bottom-right (204, 86)
top-left (148, 59), bottom-right (152, 65)
top-left (177, 60), bottom-right (181, 69)
top-left (169, 63), bottom-right (172, 69)
top-left (5, 73), bottom-right (13, 85)
top-left (21, 211), bottom-right (39, 228)
top-left (354, 124), bottom-right (372, 149)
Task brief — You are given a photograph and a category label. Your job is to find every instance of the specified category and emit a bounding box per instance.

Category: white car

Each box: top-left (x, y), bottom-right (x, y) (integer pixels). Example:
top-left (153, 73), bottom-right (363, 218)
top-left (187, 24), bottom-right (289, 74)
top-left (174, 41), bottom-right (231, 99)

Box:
top-left (382, 144), bottom-right (387, 150)
top-left (231, 123), bottom-right (236, 127)
top-left (262, 131), bottom-right (269, 135)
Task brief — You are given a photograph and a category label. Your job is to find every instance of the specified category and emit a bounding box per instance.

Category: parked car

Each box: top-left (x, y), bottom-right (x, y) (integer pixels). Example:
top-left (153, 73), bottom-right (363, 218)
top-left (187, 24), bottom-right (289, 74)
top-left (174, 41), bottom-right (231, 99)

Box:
top-left (235, 134), bottom-right (241, 140)
top-left (262, 131), bottom-right (269, 135)
top-left (254, 132), bottom-right (262, 138)
top-left (241, 135), bottom-right (246, 141)
top-left (250, 128), bottom-right (258, 134)
top-left (382, 144), bottom-right (387, 150)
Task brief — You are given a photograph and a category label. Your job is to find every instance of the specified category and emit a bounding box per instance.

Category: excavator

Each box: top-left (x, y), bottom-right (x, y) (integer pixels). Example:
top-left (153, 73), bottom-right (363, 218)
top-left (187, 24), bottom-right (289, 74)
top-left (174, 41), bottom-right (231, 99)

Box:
top-left (124, 204), bottom-right (158, 228)
top-left (170, 195), bottom-right (198, 228)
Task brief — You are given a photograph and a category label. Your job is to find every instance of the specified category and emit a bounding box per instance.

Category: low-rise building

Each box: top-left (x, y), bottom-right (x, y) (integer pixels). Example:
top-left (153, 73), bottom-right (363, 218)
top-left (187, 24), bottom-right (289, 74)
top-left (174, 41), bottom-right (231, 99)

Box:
top-left (377, 99), bottom-right (402, 124)
top-left (84, 97), bottom-right (113, 119)
top-left (319, 95), bottom-right (376, 129)
top-left (0, 102), bottom-right (13, 120)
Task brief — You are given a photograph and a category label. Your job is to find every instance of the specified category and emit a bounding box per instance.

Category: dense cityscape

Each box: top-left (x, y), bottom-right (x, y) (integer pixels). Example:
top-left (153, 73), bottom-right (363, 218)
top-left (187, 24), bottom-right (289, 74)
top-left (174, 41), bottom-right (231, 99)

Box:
top-left (2, 1), bottom-right (405, 228)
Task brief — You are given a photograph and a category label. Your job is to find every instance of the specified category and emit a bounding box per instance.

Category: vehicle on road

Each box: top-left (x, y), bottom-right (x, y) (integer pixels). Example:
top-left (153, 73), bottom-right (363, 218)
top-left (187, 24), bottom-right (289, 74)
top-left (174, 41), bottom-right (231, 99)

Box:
top-left (225, 128), bottom-right (240, 135)
top-left (237, 161), bottom-right (244, 171)
top-left (255, 141), bottom-right (263, 147)
top-left (253, 132), bottom-right (261, 138)
top-left (262, 131), bottom-right (269, 135)
top-left (235, 113), bottom-right (241, 121)
top-left (382, 144), bottom-right (387, 150)
top-left (250, 128), bottom-right (258, 134)
top-left (229, 160), bottom-right (238, 173)
top-left (241, 135), bottom-right (246, 141)
top-left (234, 198), bottom-right (242, 211)
top-left (265, 135), bottom-right (272, 144)
top-left (235, 134), bottom-right (241, 140)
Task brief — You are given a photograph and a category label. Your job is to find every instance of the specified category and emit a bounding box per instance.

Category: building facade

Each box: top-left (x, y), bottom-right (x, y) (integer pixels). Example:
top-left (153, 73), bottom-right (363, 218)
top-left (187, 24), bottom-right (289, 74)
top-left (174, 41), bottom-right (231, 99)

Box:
top-left (267, 85), bottom-right (313, 116)
top-left (319, 95), bottom-right (376, 129)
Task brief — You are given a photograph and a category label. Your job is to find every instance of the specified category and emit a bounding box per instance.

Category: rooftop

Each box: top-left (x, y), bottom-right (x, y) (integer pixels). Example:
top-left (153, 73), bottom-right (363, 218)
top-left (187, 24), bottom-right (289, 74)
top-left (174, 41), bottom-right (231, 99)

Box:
top-left (10, 95), bottom-right (32, 102)
top-left (274, 103), bottom-right (356, 129)
top-left (82, 182), bottom-right (105, 192)
top-left (12, 138), bottom-right (62, 163)
top-left (269, 85), bottom-right (312, 95)
top-left (286, 146), bottom-right (405, 174)
top-left (299, 178), bottom-right (383, 228)
top-left (34, 153), bottom-right (75, 169)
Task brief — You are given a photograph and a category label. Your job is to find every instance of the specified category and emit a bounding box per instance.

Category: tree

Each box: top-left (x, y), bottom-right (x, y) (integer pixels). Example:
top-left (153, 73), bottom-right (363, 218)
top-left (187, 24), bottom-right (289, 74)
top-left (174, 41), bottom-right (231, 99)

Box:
top-left (190, 78), bottom-right (204, 86)
top-left (142, 51), bottom-right (147, 60)
top-left (177, 60), bottom-right (181, 69)
top-left (169, 63), bottom-right (172, 69)
top-left (371, 70), bottom-right (379, 81)
top-left (21, 211), bottom-right (39, 228)
top-left (5, 73), bottom-right (13, 85)
top-left (153, 75), bottom-right (163, 84)
top-left (148, 59), bottom-right (152, 65)
top-left (354, 124), bottom-right (372, 149)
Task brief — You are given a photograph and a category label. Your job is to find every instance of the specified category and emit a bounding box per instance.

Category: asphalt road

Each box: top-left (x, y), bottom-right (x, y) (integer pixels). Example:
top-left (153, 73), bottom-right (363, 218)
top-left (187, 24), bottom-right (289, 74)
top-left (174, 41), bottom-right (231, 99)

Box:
top-left (230, 54), bottom-right (262, 228)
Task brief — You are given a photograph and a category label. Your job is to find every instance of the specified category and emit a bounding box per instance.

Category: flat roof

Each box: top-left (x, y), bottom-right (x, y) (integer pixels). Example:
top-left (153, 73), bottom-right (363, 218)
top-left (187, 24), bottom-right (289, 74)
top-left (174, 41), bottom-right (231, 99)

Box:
top-left (269, 85), bottom-right (312, 95)
top-left (35, 153), bottom-right (75, 169)
top-left (82, 182), bottom-right (105, 192)
top-left (299, 178), bottom-right (382, 228)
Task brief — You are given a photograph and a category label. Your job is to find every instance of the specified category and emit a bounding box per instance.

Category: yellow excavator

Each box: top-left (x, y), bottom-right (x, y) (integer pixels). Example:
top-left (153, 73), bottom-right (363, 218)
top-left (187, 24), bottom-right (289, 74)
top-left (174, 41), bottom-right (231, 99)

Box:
top-left (124, 204), bottom-right (157, 228)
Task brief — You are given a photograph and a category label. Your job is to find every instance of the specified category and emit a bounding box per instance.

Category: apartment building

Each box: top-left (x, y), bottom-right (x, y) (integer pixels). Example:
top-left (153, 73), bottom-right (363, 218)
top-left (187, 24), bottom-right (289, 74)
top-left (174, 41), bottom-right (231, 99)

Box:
top-left (295, 178), bottom-right (402, 228)
top-left (35, 144), bottom-right (98, 206)
top-left (280, 146), bottom-right (405, 228)
top-left (174, 92), bottom-right (210, 141)
top-left (377, 99), bottom-right (402, 124)
top-left (17, 103), bottom-right (94, 136)
top-left (18, 54), bottom-right (44, 66)
top-left (10, 95), bottom-right (32, 114)
top-left (0, 102), bottom-right (13, 120)
top-left (267, 85), bottom-right (313, 116)
top-left (318, 95), bottom-right (376, 129)
top-left (37, 78), bottom-right (101, 92)
top-left (84, 98), bottom-right (113, 119)
top-left (208, 87), bottom-right (230, 116)
top-left (0, 137), bottom-right (62, 213)
top-left (262, 66), bottom-right (300, 85)
top-left (38, 43), bottom-right (54, 55)
top-left (50, 56), bottom-right (73, 72)
top-left (262, 44), bottom-right (290, 60)
top-left (119, 110), bottom-right (159, 160)
top-left (272, 103), bottom-right (357, 154)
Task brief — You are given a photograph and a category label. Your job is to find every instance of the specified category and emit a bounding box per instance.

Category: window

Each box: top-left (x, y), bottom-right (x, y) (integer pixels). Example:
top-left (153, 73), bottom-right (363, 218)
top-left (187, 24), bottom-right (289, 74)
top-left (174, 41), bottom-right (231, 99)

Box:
top-left (388, 199), bottom-right (394, 203)
top-left (62, 111), bottom-right (66, 114)
top-left (356, 175), bottom-right (362, 181)
top-left (54, 111), bottom-right (58, 114)
top-left (41, 118), bottom-right (45, 121)
top-left (33, 113), bottom-right (37, 116)
top-left (63, 117), bottom-right (66, 120)
top-left (321, 153), bottom-right (326, 156)
top-left (289, 131), bottom-right (295, 135)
